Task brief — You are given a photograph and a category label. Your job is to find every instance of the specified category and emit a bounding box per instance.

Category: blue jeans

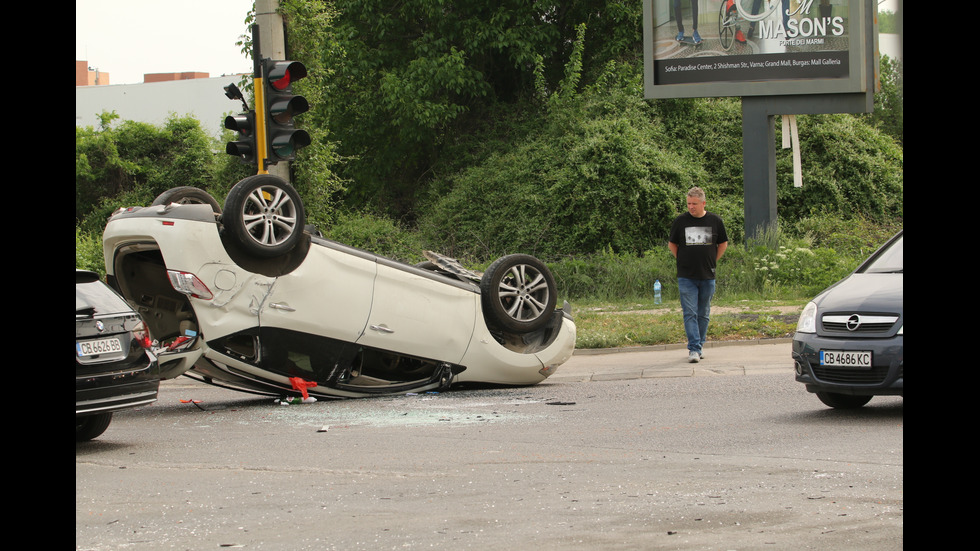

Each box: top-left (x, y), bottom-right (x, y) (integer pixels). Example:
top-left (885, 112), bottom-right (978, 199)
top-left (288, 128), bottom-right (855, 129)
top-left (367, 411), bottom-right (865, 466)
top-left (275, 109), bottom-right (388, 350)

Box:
top-left (677, 277), bottom-right (715, 354)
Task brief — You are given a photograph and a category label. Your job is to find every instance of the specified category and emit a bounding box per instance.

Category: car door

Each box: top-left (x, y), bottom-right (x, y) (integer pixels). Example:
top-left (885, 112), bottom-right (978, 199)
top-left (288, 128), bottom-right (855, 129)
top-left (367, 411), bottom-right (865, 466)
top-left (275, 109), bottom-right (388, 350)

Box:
top-left (356, 261), bottom-right (477, 364)
top-left (258, 243), bottom-right (376, 345)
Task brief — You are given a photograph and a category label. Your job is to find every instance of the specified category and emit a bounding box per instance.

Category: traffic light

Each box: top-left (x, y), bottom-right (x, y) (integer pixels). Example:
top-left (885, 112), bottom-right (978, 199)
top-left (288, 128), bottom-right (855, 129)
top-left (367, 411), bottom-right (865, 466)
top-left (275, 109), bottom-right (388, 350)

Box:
top-left (224, 111), bottom-right (257, 164)
top-left (262, 60), bottom-right (310, 164)
top-left (223, 83), bottom-right (257, 166)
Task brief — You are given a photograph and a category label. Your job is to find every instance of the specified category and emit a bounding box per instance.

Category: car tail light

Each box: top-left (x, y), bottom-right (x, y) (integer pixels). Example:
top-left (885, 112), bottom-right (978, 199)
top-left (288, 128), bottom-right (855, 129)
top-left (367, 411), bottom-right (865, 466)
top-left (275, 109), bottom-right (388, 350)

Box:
top-left (133, 319), bottom-right (153, 349)
top-left (167, 270), bottom-right (214, 300)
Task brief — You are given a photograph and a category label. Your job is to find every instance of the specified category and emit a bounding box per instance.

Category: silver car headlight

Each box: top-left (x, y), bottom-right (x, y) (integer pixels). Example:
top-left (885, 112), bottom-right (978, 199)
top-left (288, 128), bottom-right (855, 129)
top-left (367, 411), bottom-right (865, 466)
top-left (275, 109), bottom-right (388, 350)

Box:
top-left (796, 301), bottom-right (817, 333)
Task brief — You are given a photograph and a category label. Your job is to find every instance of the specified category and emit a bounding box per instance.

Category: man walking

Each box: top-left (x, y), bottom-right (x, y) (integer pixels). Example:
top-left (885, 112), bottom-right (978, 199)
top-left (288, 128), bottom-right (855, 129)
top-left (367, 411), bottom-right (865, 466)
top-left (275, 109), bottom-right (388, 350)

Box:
top-left (668, 187), bottom-right (728, 363)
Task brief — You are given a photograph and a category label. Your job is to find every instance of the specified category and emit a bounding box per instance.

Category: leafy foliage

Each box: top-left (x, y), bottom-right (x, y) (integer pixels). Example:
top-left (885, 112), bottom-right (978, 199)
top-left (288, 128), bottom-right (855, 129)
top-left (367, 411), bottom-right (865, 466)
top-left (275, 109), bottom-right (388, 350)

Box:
top-left (776, 113), bottom-right (903, 223)
top-left (868, 54), bottom-right (903, 145)
top-left (76, 112), bottom-right (246, 233)
top-left (321, 210), bottom-right (428, 264)
top-left (278, 0), bottom-right (348, 229)
top-left (419, 66), bottom-right (698, 258)
top-left (293, 0), bottom-right (642, 216)
top-left (75, 227), bottom-right (105, 277)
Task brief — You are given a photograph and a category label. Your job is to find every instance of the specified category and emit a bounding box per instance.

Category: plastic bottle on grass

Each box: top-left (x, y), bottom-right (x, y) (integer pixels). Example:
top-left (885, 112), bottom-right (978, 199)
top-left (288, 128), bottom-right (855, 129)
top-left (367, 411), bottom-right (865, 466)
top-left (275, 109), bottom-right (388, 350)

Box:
top-left (654, 279), bottom-right (662, 305)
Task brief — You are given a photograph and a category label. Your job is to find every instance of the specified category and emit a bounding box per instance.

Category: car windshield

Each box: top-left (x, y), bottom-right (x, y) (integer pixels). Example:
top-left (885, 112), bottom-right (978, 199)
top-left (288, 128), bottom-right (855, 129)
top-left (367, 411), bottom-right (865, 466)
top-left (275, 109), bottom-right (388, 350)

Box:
top-left (860, 234), bottom-right (903, 274)
top-left (76, 280), bottom-right (133, 316)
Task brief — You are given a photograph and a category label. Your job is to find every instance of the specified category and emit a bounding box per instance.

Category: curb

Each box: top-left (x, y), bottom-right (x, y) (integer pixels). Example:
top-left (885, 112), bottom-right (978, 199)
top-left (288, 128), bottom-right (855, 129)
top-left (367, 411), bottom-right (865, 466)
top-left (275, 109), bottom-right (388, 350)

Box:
top-left (572, 337), bottom-right (793, 356)
top-left (552, 338), bottom-right (795, 383)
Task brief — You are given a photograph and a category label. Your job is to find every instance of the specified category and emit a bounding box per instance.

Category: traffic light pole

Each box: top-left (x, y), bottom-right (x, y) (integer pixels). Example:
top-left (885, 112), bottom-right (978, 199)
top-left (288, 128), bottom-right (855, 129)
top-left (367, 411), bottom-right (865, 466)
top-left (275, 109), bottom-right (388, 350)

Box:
top-left (225, 18), bottom-right (309, 178)
top-left (255, 1), bottom-right (291, 181)
top-left (251, 25), bottom-right (271, 174)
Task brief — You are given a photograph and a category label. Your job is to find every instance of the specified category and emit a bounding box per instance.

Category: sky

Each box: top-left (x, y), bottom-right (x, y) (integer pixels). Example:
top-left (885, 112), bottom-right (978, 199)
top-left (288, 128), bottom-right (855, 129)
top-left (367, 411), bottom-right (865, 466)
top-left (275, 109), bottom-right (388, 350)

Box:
top-left (77, 0), bottom-right (901, 86)
top-left (76, 0), bottom-right (255, 85)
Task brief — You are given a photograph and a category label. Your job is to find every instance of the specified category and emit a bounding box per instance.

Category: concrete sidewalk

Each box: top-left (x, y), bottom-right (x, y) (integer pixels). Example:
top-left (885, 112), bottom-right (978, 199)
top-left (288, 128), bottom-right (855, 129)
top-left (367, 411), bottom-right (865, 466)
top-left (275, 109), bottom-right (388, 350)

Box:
top-left (549, 338), bottom-right (793, 383)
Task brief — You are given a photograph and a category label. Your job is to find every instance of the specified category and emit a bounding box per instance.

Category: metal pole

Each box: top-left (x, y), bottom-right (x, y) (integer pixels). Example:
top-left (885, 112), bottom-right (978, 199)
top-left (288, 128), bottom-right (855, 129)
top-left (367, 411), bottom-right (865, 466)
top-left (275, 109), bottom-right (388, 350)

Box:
top-left (251, 24), bottom-right (269, 175)
top-left (255, 0), bottom-right (290, 181)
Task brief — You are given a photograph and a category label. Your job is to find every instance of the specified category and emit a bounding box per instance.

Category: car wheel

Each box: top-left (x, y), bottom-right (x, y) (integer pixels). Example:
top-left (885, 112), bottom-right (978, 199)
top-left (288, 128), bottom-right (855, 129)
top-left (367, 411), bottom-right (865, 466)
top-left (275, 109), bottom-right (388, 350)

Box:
top-left (815, 392), bottom-right (873, 409)
top-left (480, 254), bottom-right (557, 333)
top-left (151, 186), bottom-right (222, 214)
top-left (223, 175), bottom-right (306, 258)
top-left (76, 413), bottom-right (112, 442)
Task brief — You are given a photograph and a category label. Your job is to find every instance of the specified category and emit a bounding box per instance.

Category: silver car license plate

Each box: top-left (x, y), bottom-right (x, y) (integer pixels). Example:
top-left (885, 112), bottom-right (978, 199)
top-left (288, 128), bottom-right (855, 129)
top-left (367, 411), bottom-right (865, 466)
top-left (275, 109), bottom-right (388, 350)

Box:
top-left (819, 350), bottom-right (872, 368)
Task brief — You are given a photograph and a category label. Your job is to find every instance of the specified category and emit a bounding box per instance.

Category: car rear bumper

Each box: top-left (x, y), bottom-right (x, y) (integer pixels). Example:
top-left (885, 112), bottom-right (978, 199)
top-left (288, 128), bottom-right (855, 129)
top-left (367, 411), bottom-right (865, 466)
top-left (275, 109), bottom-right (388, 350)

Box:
top-left (792, 333), bottom-right (903, 396)
top-left (76, 364), bottom-right (160, 416)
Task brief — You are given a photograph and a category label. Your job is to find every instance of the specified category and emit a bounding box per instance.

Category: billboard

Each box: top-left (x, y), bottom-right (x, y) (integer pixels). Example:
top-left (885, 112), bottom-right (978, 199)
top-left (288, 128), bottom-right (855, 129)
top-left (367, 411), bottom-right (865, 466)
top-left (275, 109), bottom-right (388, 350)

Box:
top-left (643, 0), bottom-right (876, 99)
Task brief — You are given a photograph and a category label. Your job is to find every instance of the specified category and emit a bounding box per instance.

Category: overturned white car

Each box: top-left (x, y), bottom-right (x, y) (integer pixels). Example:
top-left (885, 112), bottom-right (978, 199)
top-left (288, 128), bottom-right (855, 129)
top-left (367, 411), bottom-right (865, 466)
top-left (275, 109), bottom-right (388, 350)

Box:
top-left (102, 175), bottom-right (575, 399)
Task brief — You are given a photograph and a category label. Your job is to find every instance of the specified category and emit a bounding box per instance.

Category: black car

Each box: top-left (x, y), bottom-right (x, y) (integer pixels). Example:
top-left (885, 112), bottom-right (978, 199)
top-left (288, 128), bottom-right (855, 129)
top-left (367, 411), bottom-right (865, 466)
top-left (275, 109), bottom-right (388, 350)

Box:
top-left (792, 231), bottom-right (903, 408)
top-left (76, 270), bottom-right (160, 441)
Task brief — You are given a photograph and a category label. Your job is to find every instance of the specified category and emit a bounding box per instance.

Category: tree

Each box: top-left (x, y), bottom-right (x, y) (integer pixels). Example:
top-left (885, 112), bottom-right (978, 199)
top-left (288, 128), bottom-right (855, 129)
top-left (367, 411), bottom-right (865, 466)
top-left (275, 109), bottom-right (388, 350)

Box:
top-left (870, 54), bottom-right (903, 146)
top-left (280, 0), bottom-right (642, 218)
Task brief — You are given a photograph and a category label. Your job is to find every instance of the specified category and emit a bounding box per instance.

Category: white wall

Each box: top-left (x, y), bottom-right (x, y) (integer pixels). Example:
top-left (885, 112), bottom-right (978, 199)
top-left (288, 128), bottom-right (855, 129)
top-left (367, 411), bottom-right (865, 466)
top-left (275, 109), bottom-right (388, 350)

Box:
top-left (75, 75), bottom-right (251, 138)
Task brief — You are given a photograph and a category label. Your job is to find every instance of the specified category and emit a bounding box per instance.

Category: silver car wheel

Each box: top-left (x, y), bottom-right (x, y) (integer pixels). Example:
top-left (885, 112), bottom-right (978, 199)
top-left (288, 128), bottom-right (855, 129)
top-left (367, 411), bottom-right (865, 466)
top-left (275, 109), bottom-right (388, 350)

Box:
top-left (242, 185), bottom-right (299, 247)
top-left (151, 186), bottom-right (222, 214)
top-left (480, 254), bottom-right (557, 333)
top-left (224, 175), bottom-right (306, 258)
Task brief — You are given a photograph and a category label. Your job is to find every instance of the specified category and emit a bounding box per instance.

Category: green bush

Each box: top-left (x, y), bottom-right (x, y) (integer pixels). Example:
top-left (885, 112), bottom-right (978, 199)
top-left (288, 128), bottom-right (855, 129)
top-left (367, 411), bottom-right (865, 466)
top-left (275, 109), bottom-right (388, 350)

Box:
top-left (76, 227), bottom-right (105, 277)
top-left (789, 214), bottom-right (902, 257)
top-left (546, 225), bottom-right (868, 303)
top-left (420, 70), bottom-right (693, 258)
top-left (323, 211), bottom-right (428, 264)
top-left (76, 113), bottom-right (245, 234)
top-left (548, 247), bottom-right (676, 302)
top-left (776, 114), bottom-right (903, 224)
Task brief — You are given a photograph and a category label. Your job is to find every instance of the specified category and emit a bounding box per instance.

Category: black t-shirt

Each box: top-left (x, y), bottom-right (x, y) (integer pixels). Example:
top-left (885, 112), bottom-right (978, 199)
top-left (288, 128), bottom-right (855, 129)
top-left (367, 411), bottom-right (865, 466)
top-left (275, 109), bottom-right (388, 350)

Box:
top-left (669, 211), bottom-right (728, 280)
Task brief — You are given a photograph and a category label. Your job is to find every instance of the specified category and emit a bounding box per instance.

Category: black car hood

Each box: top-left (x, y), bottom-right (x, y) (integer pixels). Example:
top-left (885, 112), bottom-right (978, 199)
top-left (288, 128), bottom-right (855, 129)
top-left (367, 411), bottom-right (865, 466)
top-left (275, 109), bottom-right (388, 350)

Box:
top-left (815, 273), bottom-right (903, 314)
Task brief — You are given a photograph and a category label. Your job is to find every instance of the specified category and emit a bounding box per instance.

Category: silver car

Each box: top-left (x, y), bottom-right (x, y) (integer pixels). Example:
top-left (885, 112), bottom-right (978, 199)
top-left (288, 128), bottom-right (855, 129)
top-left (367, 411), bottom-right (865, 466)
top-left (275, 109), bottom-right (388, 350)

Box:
top-left (102, 176), bottom-right (575, 399)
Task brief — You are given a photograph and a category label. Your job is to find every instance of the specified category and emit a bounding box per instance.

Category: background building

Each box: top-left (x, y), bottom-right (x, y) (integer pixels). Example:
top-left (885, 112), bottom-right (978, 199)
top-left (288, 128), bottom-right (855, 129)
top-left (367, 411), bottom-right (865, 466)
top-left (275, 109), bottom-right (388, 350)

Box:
top-left (76, 60), bottom-right (249, 139)
top-left (76, 60), bottom-right (110, 86)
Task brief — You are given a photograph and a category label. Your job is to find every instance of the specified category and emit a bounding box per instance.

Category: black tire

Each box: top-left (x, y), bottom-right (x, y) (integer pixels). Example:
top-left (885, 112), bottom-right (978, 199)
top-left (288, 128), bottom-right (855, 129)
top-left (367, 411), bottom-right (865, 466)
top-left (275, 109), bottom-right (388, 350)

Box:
top-left (151, 186), bottom-right (222, 214)
top-left (816, 392), bottom-right (873, 409)
top-left (223, 175), bottom-right (306, 258)
top-left (718, 0), bottom-right (736, 51)
top-left (480, 254), bottom-right (557, 333)
top-left (76, 413), bottom-right (112, 442)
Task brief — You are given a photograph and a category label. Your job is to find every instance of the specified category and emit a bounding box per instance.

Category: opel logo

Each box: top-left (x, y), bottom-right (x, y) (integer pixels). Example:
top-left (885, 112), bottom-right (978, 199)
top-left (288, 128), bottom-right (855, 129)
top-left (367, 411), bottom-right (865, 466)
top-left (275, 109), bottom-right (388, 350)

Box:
top-left (845, 315), bottom-right (861, 331)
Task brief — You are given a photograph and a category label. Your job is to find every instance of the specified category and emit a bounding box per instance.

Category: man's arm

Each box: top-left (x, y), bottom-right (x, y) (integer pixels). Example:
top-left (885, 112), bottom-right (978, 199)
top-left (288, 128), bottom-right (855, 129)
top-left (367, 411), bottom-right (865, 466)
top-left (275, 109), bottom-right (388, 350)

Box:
top-left (716, 241), bottom-right (728, 261)
top-left (668, 242), bottom-right (678, 258)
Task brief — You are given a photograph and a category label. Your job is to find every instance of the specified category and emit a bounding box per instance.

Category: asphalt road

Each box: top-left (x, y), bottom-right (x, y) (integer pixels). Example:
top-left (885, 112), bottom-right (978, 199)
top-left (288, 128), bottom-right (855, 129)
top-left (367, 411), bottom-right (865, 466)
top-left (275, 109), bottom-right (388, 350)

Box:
top-left (76, 341), bottom-right (903, 550)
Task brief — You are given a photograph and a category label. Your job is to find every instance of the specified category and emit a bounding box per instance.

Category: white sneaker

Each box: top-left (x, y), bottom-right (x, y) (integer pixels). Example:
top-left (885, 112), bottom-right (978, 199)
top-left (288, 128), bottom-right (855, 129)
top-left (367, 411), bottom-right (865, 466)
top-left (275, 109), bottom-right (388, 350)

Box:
top-left (688, 351), bottom-right (700, 363)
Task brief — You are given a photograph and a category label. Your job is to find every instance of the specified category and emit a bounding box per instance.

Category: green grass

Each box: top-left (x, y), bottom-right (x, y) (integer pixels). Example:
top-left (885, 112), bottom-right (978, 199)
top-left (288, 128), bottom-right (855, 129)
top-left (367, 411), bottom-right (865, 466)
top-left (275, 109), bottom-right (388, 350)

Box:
top-left (570, 297), bottom-right (804, 349)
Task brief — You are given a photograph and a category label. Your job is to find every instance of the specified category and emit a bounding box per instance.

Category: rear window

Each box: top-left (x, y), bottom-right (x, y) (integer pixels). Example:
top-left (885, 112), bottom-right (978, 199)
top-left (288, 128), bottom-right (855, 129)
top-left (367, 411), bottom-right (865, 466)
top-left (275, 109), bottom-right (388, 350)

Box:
top-left (76, 280), bottom-right (133, 316)
top-left (860, 235), bottom-right (903, 274)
